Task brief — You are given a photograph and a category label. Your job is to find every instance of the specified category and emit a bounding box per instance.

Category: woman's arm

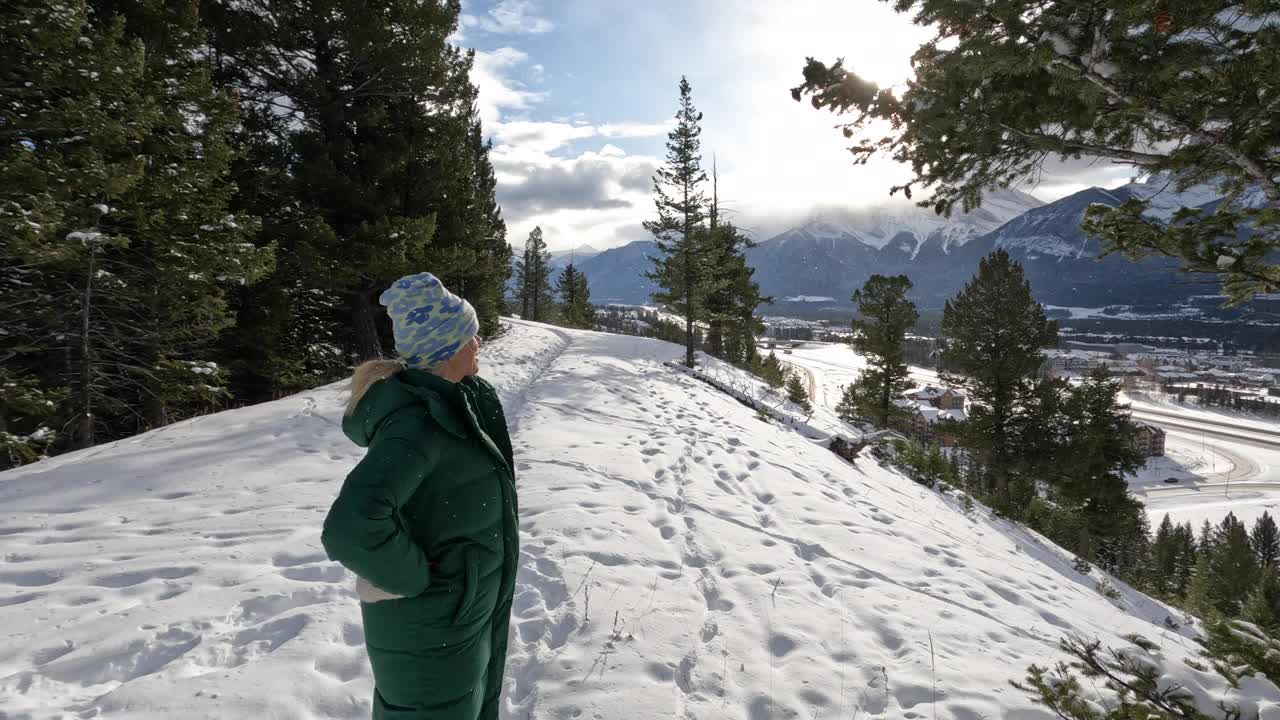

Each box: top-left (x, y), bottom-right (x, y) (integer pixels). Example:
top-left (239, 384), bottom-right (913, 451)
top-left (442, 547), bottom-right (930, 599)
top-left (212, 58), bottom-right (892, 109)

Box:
top-left (321, 434), bottom-right (435, 597)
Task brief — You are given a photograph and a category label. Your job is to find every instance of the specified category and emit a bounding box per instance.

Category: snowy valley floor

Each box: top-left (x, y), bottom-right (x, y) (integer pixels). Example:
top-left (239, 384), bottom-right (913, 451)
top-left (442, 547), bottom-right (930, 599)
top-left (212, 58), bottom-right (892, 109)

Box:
top-left (0, 322), bottom-right (1263, 719)
top-left (781, 342), bottom-right (1280, 531)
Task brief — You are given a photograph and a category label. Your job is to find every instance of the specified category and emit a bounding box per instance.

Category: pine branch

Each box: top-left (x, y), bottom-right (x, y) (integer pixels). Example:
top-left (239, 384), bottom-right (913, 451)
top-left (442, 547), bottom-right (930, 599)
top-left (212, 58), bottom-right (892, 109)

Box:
top-left (996, 124), bottom-right (1166, 167)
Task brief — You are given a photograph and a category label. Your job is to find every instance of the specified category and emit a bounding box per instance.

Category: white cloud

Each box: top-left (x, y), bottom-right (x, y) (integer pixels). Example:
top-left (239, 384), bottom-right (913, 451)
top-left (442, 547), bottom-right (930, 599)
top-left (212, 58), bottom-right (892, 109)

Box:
top-left (467, 45), bottom-right (666, 249)
top-left (461, 0), bottom-right (553, 35)
top-left (472, 47), bottom-right (547, 127)
top-left (597, 122), bottom-right (672, 138)
top-left (490, 120), bottom-right (597, 154)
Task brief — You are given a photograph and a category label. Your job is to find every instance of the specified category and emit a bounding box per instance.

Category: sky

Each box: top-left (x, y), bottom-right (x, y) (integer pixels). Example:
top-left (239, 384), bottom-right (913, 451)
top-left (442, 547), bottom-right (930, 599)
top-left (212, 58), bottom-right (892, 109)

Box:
top-left (459, 0), bottom-right (1141, 252)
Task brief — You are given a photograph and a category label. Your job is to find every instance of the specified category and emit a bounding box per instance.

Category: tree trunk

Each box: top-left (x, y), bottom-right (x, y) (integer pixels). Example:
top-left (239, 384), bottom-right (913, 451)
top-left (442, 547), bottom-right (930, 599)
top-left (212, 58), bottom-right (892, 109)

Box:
top-left (144, 394), bottom-right (168, 429)
top-left (71, 248), bottom-right (96, 450)
top-left (351, 288), bottom-right (382, 361)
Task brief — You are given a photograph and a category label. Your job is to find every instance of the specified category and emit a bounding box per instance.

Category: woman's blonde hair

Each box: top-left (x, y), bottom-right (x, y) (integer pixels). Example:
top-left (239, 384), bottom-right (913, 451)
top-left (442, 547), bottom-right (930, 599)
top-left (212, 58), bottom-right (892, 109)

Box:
top-left (345, 358), bottom-right (404, 416)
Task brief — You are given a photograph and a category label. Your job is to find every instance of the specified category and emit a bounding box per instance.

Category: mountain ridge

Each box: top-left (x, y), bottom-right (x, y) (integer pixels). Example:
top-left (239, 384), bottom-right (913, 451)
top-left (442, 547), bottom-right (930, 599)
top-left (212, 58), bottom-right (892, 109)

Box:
top-left (571, 178), bottom-right (1229, 308)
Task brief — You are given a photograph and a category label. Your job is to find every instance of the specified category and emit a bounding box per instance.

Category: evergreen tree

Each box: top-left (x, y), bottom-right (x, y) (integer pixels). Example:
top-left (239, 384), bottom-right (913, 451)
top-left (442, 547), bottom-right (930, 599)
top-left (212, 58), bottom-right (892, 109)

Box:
top-left (794, 1), bottom-right (1280, 304)
top-left (2, 0), bottom-right (271, 454)
top-left (1049, 367), bottom-right (1146, 570)
top-left (643, 77), bottom-right (715, 368)
top-left (755, 352), bottom-right (787, 389)
top-left (556, 263), bottom-right (594, 330)
top-left (1183, 553), bottom-right (1219, 621)
top-left (1243, 569), bottom-right (1280, 634)
top-left (1209, 513), bottom-right (1260, 617)
top-left (1252, 511), bottom-right (1280, 570)
top-left (785, 372), bottom-right (812, 414)
top-left (702, 165), bottom-right (767, 367)
top-left (847, 275), bottom-right (918, 428)
top-left (1172, 522), bottom-right (1199, 598)
top-left (516, 242), bottom-right (535, 319)
top-left (206, 0), bottom-right (502, 383)
top-left (458, 115), bottom-right (512, 339)
top-left (1012, 376), bottom-right (1070, 489)
top-left (513, 227), bottom-right (554, 322)
top-left (940, 249), bottom-right (1058, 509)
top-left (1198, 519), bottom-right (1217, 557)
top-left (1151, 514), bottom-right (1178, 599)
top-left (835, 384), bottom-right (862, 424)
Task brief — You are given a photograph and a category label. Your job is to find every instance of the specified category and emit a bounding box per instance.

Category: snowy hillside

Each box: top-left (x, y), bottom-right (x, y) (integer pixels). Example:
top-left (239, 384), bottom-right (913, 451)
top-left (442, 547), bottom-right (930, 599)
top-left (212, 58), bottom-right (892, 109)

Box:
top-left (0, 322), bottom-right (1262, 719)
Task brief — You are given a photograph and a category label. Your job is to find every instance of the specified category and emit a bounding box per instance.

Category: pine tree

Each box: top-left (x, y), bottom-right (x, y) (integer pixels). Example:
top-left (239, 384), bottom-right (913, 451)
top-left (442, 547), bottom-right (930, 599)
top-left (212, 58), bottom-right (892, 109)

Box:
top-left (556, 263), bottom-right (594, 330)
top-left (1151, 514), bottom-right (1178, 598)
top-left (206, 0), bottom-right (482, 371)
top-left (2, 1), bottom-right (271, 453)
top-left (702, 163), bottom-right (766, 367)
top-left (848, 275), bottom-right (918, 428)
top-left (940, 249), bottom-right (1058, 509)
top-left (1050, 367), bottom-right (1147, 570)
top-left (97, 1), bottom-right (273, 429)
top-left (835, 384), bottom-right (862, 424)
top-left (1172, 522), bottom-right (1199, 598)
top-left (1252, 511), bottom-right (1280, 570)
top-left (513, 227), bottom-right (554, 322)
top-left (516, 242), bottom-right (535, 319)
top-left (459, 114), bottom-right (512, 339)
top-left (1243, 569), bottom-right (1280, 634)
top-left (644, 77), bottom-right (714, 368)
top-left (1209, 513), bottom-right (1261, 617)
top-left (1183, 553), bottom-right (1219, 621)
top-left (785, 372), bottom-right (812, 414)
top-left (755, 352), bottom-right (787, 389)
top-left (1198, 519), bottom-right (1218, 557)
top-left (794, 1), bottom-right (1280, 304)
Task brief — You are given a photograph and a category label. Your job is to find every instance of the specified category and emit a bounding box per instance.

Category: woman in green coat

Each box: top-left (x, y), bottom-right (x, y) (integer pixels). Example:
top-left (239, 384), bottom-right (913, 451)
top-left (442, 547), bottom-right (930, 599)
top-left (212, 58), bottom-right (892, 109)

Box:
top-left (322, 272), bottom-right (518, 720)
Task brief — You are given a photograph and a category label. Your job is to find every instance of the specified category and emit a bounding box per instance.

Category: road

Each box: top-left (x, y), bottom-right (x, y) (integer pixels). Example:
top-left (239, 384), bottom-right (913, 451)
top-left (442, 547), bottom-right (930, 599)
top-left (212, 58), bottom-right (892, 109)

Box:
top-left (1130, 412), bottom-right (1280, 449)
top-left (783, 361), bottom-right (820, 407)
top-left (1129, 406), bottom-right (1280, 438)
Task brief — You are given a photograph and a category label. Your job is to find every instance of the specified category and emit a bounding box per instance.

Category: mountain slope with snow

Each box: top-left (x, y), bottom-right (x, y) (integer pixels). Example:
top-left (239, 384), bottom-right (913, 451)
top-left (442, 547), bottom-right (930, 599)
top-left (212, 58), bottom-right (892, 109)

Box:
top-left (0, 322), bottom-right (1259, 719)
top-left (572, 178), bottom-right (1252, 309)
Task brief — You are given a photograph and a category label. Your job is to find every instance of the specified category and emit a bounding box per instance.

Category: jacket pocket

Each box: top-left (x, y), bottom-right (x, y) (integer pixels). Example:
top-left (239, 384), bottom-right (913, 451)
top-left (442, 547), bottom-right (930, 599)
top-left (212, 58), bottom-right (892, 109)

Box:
top-left (452, 546), bottom-right (480, 625)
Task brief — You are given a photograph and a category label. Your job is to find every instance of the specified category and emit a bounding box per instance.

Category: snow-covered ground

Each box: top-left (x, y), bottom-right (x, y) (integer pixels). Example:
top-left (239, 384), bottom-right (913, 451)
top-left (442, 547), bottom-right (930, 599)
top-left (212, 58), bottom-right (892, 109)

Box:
top-left (1, 322), bottom-right (1273, 719)
top-left (782, 344), bottom-right (1280, 532)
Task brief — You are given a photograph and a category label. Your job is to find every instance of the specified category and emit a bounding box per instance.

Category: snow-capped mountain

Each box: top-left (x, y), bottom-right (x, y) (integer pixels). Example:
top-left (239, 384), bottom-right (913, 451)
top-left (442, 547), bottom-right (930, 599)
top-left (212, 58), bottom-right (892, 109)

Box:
top-left (577, 178), bottom-right (1236, 309)
top-left (548, 244), bottom-right (601, 263)
top-left (1, 320), bottom-right (1265, 718)
top-left (793, 188), bottom-right (1044, 257)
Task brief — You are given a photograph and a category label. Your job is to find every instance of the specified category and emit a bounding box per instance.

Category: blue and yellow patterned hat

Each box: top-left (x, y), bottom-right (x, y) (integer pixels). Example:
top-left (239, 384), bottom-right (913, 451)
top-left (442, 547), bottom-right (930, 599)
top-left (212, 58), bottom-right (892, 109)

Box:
top-left (379, 272), bottom-right (479, 369)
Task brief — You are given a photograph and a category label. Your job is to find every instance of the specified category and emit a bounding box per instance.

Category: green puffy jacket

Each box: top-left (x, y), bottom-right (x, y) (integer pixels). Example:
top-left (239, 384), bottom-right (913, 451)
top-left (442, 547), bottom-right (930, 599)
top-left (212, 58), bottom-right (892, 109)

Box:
top-left (322, 368), bottom-right (518, 720)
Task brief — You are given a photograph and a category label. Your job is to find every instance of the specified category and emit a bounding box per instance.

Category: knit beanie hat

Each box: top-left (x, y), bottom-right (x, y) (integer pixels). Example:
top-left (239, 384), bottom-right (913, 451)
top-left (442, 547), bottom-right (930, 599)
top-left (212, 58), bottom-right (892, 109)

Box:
top-left (379, 272), bottom-right (479, 369)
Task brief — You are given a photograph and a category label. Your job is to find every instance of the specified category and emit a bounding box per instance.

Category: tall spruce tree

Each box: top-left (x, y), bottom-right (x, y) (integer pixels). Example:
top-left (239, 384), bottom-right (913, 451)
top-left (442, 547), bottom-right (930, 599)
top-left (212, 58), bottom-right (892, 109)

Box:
top-left (786, 372), bottom-right (812, 415)
top-left (1151, 517), bottom-right (1197, 601)
top-left (847, 274), bottom-right (918, 427)
top-left (206, 0), bottom-right (506, 388)
top-left (1209, 513), bottom-right (1261, 617)
top-left (702, 164), bottom-right (766, 367)
top-left (556, 263), bottom-right (594, 330)
top-left (458, 113), bottom-right (512, 338)
top-left (644, 77), bottom-right (713, 368)
top-left (1151, 515), bottom-right (1180, 598)
top-left (940, 249), bottom-right (1058, 509)
top-left (794, 0), bottom-right (1280, 304)
top-left (1253, 512), bottom-right (1280, 570)
top-left (2, 0), bottom-right (271, 456)
top-left (513, 227), bottom-right (554, 322)
top-left (1172, 522), bottom-right (1199, 598)
top-left (1049, 367), bottom-right (1146, 570)
top-left (1244, 569), bottom-right (1280, 634)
